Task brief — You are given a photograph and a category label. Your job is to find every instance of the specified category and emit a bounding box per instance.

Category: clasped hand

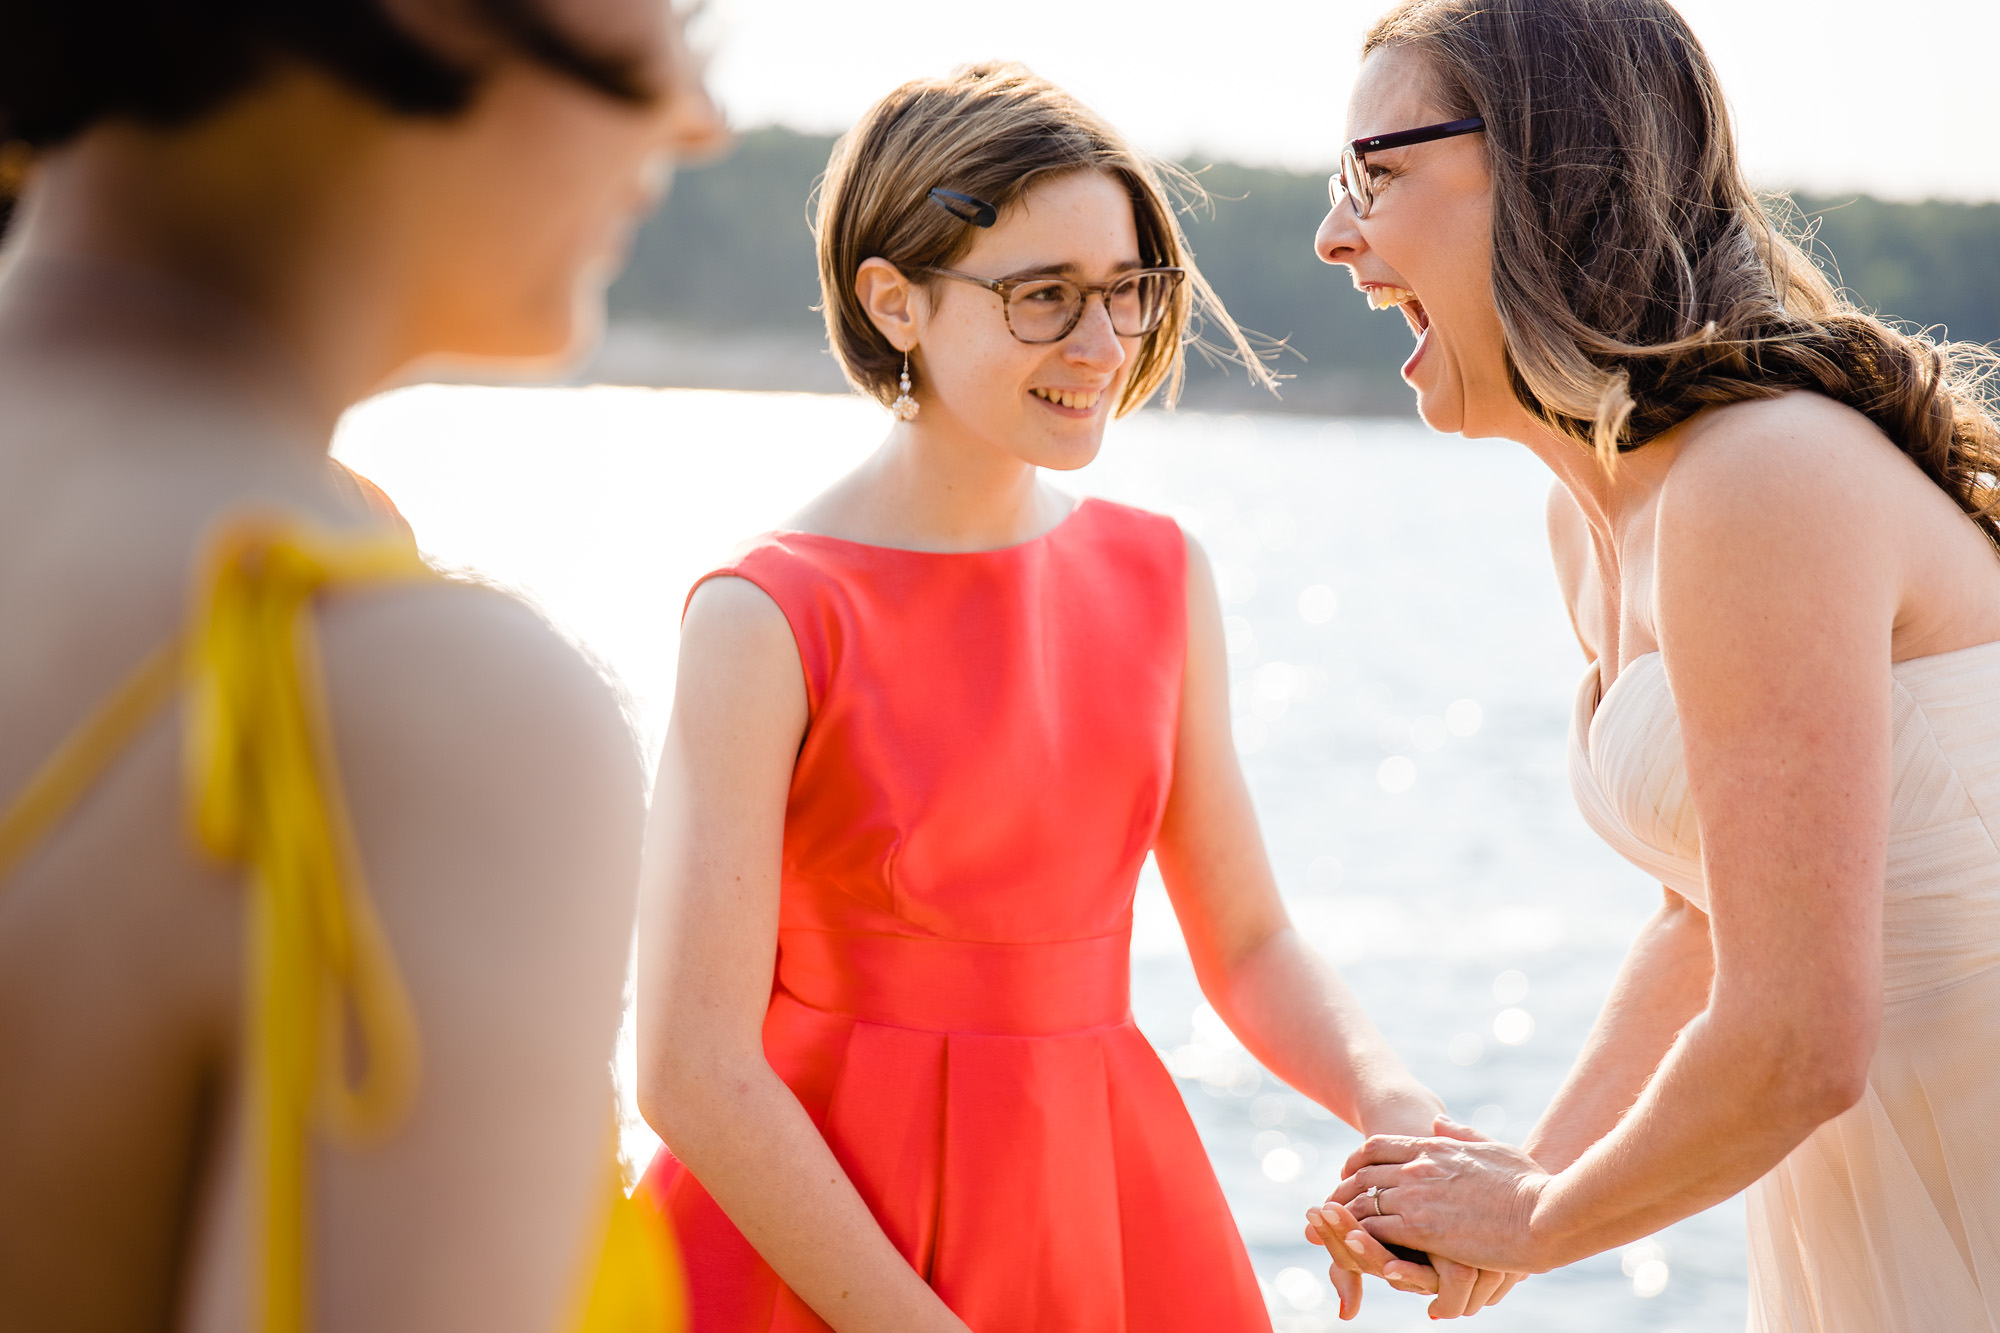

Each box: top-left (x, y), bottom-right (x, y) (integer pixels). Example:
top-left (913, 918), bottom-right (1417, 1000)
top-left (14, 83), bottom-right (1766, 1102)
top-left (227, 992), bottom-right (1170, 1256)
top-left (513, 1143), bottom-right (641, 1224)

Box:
top-left (1302, 1113), bottom-right (1549, 1320)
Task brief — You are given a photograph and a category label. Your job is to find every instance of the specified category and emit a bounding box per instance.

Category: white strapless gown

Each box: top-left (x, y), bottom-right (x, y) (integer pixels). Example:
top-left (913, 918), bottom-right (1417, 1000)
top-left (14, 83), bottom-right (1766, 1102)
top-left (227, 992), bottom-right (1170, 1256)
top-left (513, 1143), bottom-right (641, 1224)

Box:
top-left (1568, 644), bottom-right (2000, 1331)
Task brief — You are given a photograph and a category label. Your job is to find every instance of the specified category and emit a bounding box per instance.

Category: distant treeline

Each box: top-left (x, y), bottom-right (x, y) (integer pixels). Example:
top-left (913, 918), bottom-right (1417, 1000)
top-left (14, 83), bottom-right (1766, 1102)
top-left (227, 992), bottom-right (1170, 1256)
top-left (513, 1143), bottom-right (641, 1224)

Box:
top-left (608, 126), bottom-right (2000, 414)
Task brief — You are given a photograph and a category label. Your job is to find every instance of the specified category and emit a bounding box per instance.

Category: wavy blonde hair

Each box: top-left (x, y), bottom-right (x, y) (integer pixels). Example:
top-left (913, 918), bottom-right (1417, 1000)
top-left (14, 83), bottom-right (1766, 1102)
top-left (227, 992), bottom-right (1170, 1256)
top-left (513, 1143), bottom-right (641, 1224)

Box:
top-left (1367, 0), bottom-right (2000, 550)
top-left (814, 62), bottom-right (1272, 416)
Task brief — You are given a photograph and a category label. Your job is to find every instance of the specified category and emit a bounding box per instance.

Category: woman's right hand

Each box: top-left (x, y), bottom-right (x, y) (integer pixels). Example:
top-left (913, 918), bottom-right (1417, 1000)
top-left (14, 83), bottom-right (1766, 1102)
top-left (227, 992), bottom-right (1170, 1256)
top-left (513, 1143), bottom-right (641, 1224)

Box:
top-left (1304, 1114), bottom-right (1525, 1320)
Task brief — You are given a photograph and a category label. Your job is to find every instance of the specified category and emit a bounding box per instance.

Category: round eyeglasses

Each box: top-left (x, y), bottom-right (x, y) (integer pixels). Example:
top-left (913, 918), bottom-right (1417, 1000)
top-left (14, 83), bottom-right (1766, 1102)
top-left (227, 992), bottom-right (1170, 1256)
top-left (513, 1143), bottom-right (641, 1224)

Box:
top-left (1330, 116), bottom-right (1485, 220)
top-left (921, 266), bottom-right (1187, 344)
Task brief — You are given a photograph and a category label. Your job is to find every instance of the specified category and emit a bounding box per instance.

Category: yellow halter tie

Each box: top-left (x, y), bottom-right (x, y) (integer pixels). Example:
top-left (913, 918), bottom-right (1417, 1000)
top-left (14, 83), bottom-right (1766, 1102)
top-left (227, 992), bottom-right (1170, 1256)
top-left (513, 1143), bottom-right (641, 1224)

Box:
top-left (184, 517), bottom-right (432, 1333)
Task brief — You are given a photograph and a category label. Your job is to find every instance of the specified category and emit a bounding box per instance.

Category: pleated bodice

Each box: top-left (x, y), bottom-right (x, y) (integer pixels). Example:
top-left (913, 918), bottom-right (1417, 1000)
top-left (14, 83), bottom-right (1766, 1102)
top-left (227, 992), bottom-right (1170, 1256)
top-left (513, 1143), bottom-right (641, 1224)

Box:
top-left (1568, 643), bottom-right (2000, 1330)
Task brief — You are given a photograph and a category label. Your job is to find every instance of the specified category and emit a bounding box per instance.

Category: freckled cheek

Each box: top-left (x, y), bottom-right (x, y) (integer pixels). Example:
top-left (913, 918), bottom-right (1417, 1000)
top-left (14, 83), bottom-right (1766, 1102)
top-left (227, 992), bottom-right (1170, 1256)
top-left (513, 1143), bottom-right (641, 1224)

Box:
top-left (925, 341), bottom-right (1038, 411)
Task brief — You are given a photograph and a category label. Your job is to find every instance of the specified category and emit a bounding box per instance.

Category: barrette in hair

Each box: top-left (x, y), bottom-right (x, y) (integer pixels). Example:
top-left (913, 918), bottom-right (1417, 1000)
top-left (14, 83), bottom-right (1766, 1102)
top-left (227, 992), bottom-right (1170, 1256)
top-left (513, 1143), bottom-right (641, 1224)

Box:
top-left (927, 187), bottom-right (997, 228)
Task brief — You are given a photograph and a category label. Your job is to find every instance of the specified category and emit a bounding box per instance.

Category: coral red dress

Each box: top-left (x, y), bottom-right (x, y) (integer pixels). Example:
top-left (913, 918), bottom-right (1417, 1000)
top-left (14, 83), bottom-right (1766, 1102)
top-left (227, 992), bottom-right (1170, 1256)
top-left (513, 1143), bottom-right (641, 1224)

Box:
top-left (640, 497), bottom-right (1268, 1331)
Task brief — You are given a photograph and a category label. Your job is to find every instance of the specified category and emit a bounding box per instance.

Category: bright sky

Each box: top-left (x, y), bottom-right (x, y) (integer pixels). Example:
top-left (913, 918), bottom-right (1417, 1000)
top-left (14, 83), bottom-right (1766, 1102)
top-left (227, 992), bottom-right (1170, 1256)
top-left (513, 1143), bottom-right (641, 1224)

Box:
top-left (693, 0), bottom-right (2000, 203)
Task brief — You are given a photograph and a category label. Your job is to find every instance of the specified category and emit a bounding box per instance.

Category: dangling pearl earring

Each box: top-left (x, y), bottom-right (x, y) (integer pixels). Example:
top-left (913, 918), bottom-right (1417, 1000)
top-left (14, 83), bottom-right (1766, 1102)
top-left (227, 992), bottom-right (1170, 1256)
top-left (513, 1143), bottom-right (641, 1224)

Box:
top-left (891, 351), bottom-right (920, 421)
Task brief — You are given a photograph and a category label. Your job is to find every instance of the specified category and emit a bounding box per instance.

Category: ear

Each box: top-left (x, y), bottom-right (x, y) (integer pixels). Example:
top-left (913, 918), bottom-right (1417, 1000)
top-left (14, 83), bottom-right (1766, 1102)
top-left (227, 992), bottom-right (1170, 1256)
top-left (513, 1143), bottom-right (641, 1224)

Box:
top-left (854, 257), bottom-right (922, 351)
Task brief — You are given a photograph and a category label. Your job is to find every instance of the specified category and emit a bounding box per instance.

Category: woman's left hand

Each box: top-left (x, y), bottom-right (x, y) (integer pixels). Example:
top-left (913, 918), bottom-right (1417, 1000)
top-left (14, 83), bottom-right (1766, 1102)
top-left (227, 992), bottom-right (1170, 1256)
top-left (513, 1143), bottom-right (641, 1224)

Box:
top-left (1330, 1125), bottom-right (1555, 1275)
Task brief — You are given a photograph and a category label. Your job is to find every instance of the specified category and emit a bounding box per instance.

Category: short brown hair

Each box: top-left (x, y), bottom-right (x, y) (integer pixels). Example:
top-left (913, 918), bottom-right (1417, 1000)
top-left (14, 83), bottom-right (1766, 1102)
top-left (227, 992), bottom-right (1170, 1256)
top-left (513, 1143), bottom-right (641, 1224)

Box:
top-left (813, 62), bottom-right (1270, 416)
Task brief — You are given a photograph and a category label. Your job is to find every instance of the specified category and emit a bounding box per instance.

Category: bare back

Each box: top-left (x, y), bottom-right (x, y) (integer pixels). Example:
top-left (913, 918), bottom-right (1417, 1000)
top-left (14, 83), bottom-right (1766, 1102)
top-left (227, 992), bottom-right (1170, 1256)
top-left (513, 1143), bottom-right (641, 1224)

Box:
top-left (0, 279), bottom-right (646, 1331)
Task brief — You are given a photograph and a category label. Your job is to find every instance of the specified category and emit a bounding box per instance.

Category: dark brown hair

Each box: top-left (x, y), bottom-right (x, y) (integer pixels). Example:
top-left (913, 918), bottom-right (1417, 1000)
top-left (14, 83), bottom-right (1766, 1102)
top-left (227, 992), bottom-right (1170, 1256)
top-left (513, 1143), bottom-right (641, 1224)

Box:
top-left (814, 61), bottom-right (1272, 416)
top-left (1367, 0), bottom-right (2000, 550)
top-left (0, 0), bottom-right (655, 149)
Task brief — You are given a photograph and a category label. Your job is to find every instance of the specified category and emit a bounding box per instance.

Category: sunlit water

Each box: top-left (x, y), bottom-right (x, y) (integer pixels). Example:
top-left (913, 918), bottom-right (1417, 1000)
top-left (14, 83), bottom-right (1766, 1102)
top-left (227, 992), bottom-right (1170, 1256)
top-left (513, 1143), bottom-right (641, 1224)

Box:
top-left (334, 384), bottom-right (1746, 1333)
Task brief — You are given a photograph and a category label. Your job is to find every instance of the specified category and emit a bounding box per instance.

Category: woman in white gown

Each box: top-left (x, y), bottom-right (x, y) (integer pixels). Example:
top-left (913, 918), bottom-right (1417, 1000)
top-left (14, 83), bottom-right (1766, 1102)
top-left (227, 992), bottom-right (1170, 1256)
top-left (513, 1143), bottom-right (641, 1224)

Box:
top-left (1299, 0), bottom-right (2000, 1327)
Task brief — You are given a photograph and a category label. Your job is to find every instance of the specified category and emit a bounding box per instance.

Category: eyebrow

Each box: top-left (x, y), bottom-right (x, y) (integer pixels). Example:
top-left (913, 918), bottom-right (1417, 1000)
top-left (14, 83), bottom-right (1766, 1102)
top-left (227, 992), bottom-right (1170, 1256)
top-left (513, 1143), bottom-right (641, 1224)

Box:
top-left (994, 258), bottom-right (1148, 283)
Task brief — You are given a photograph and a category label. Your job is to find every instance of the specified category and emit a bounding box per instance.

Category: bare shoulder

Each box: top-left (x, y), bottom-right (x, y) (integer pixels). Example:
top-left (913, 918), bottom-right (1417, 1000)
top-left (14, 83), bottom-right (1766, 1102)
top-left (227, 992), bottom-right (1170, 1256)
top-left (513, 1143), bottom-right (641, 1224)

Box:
top-left (314, 578), bottom-right (645, 967)
top-left (682, 571), bottom-right (796, 654)
top-left (317, 578), bottom-right (642, 820)
top-left (673, 573), bottom-right (807, 741)
top-left (1652, 394), bottom-right (1906, 662)
top-left (1661, 393), bottom-right (1906, 536)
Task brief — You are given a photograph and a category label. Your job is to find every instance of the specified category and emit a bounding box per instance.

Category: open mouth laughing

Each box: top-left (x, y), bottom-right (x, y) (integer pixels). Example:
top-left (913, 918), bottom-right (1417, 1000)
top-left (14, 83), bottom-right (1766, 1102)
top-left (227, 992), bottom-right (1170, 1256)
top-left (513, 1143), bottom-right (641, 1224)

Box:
top-left (1365, 284), bottom-right (1430, 338)
top-left (1363, 283), bottom-right (1432, 380)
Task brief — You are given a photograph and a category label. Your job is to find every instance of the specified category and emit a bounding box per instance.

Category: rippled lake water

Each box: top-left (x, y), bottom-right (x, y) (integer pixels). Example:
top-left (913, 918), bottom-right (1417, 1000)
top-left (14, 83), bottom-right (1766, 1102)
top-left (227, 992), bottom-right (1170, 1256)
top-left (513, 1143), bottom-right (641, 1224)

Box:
top-left (334, 384), bottom-right (1745, 1333)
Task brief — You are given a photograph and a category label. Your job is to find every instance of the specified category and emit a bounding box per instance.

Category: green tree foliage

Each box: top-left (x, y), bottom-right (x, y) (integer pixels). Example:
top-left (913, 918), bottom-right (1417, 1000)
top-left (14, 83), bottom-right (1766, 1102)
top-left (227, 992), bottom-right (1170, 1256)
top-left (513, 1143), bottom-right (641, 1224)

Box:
top-left (1790, 194), bottom-right (2000, 346)
top-left (606, 127), bottom-right (2000, 412)
top-left (609, 127), bottom-right (829, 334)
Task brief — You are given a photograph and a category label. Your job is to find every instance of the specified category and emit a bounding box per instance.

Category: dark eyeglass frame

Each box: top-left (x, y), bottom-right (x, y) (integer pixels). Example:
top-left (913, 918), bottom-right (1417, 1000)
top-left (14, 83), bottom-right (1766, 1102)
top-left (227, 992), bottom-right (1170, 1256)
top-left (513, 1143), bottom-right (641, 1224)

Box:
top-left (1332, 116), bottom-right (1485, 219)
top-left (921, 265), bottom-right (1188, 344)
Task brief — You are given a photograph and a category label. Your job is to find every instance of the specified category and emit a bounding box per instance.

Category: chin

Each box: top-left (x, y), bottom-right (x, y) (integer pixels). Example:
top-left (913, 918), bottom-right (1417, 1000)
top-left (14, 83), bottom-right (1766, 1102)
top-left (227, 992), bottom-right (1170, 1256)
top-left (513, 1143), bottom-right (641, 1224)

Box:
top-left (1026, 424), bottom-right (1112, 472)
top-left (1412, 390), bottom-right (1465, 437)
top-left (399, 312), bottom-right (594, 389)
top-left (1033, 447), bottom-right (1105, 474)
top-left (493, 293), bottom-right (599, 364)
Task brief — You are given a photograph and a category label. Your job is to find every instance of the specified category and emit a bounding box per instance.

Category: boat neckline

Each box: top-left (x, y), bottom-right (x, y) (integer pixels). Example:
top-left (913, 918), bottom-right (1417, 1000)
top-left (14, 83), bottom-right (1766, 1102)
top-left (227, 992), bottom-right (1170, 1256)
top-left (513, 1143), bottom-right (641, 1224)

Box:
top-left (766, 495), bottom-right (1095, 556)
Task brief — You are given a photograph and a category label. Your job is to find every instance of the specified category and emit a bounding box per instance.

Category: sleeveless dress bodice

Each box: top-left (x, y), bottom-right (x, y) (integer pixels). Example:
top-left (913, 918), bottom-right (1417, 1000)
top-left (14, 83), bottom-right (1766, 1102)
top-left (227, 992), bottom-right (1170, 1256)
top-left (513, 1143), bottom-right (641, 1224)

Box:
top-left (1568, 644), bottom-right (2000, 1331)
top-left (641, 498), bottom-right (1268, 1331)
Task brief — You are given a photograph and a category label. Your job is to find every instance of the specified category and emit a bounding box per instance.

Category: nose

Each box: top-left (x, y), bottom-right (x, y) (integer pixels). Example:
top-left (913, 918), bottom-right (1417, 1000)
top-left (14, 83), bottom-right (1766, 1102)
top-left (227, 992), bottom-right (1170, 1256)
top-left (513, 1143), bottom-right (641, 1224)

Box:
top-left (653, 14), bottom-right (731, 162)
top-left (659, 79), bottom-right (730, 160)
top-left (1315, 196), bottom-right (1365, 269)
top-left (1062, 293), bottom-right (1128, 371)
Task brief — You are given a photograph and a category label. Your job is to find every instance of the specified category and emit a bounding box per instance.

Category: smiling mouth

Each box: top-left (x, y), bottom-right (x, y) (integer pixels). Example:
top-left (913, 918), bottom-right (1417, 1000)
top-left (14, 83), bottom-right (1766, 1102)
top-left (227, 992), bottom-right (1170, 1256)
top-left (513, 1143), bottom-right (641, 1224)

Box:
top-left (1031, 387), bottom-right (1102, 411)
top-left (1366, 285), bottom-right (1430, 339)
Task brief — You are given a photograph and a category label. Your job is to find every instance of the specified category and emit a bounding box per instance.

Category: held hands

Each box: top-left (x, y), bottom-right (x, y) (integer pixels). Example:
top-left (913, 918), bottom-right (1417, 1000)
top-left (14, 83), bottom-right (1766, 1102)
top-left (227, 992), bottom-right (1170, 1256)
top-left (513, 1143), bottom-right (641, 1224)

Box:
top-left (1303, 1114), bottom-right (1538, 1320)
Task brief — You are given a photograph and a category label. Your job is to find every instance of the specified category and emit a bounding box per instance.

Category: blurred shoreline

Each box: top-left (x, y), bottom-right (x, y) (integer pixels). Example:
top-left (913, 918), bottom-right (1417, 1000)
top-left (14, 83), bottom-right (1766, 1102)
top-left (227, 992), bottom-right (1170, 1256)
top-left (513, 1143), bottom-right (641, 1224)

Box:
top-left (574, 319), bottom-right (1422, 416)
top-left (594, 127), bottom-right (2000, 420)
top-left (579, 321), bottom-right (849, 395)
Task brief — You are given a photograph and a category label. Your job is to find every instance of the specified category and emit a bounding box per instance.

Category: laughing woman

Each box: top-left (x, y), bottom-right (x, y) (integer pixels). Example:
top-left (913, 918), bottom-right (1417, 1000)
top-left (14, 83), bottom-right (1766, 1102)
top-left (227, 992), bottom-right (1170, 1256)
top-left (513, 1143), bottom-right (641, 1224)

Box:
top-left (633, 63), bottom-right (1489, 1332)
top-left (1305, 2), bottom-right (2000, 1329)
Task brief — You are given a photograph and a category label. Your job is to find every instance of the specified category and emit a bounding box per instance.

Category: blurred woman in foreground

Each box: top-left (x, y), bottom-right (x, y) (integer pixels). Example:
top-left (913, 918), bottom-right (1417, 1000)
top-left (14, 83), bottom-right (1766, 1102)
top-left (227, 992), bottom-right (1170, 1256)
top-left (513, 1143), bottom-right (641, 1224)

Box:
top-left (1306, 1), bottom-right (2000, 1328)
top-left (632, 62), bottom-right (1499, 1331)
top-left (0, 2), bottom-right (720, 1329)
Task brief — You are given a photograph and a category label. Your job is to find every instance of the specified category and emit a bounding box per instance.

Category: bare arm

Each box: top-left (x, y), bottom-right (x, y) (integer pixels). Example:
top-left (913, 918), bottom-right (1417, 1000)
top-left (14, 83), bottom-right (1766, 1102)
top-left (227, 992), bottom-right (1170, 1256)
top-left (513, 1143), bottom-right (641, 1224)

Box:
top-left (1529, 485), bottom-right (1718, 1175)
top-left (1337, 408), bottom-right (1895, 1271)
top-left (1155, 537), bottom-right (1437, 1136)
top-left (1158, 538), bottom-right (1528, 1317)
top-left (634, 577), bottom-right (969, 1333)
top-left (1522, 890), bottom-right (1713, 1173)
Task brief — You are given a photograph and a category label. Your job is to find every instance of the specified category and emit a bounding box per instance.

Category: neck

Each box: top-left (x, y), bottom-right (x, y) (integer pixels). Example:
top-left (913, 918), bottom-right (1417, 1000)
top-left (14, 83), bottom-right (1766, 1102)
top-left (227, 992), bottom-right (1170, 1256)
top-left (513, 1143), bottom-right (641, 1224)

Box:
top-left (0, 251), bottom-right (337, 453)
top-left (1503, 408), bottom-right (1665, 540)
top-left (855, 419), bottom-right (1067, 552)
top-left (1, 72), bottom-right (430, 437)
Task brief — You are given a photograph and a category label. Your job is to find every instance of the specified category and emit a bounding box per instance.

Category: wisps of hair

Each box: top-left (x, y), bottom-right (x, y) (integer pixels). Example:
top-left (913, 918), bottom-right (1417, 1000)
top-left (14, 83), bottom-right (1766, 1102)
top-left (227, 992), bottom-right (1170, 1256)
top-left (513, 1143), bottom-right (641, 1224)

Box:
top-left (1367, 0), bottom-right (2000, 553)
top-left (812, 61), bottom-right (1277, 415)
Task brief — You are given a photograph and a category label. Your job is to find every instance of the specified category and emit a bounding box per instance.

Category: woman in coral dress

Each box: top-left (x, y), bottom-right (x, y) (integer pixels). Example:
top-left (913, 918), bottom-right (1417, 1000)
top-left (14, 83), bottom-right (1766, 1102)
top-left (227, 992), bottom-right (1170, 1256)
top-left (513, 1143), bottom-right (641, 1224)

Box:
top-left (634, 64), bottom-right (1502, 1331)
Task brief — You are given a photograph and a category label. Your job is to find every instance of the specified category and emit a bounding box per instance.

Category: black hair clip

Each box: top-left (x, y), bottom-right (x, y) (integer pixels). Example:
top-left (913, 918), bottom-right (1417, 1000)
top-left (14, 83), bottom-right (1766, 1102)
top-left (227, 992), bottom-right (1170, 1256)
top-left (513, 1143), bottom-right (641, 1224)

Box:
top-left (927, 187), bottom-right (997, 228)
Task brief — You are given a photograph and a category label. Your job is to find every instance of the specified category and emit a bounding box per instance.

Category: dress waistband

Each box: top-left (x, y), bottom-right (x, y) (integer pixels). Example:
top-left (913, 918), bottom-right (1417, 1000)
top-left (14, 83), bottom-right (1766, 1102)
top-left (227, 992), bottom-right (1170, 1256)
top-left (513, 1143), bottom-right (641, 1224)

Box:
top-left (774, 929), bottom-right (1132, 1036)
